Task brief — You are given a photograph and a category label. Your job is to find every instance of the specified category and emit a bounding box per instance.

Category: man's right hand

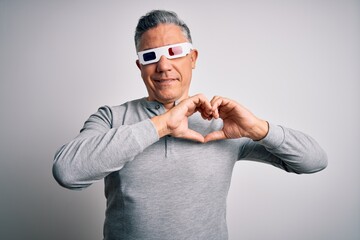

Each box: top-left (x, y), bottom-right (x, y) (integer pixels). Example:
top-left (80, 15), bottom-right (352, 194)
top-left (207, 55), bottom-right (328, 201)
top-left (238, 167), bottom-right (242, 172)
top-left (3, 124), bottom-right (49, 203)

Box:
top-left (151, 94), bottom-right (213, 143)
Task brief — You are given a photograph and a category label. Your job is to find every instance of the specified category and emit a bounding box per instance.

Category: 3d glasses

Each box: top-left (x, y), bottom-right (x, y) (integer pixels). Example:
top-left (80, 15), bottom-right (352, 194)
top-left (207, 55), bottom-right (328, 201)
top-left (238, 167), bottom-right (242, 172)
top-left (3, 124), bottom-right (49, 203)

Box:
top-left (137, 42), bottom-right (193, 65)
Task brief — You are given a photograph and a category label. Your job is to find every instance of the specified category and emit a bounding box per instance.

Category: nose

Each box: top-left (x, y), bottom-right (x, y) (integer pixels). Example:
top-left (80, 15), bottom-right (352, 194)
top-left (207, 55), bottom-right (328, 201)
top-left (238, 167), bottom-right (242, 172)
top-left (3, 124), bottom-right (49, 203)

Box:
top-left (156, 55), bottom-right (172, 72)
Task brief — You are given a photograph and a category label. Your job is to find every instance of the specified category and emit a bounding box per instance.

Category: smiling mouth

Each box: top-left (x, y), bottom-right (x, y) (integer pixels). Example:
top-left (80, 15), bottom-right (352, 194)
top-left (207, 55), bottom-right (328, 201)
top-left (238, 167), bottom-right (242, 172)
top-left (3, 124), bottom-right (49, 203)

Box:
top-left (154, 79), bottom-right (177, 84)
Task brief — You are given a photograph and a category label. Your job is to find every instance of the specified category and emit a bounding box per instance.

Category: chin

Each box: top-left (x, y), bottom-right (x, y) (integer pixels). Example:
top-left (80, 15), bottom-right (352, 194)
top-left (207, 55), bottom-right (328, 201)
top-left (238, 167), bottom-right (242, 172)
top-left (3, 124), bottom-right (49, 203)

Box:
top-left (155, 93), bottom-right (181, 103)
top-left (157, 97), bottom-right (178, 104)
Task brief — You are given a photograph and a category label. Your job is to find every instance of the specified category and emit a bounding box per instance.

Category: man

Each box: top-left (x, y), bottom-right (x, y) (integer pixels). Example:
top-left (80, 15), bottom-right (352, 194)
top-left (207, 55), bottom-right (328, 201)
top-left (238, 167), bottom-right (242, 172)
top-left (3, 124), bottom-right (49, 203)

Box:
top-left (53, 10), bottom-right (327, 240)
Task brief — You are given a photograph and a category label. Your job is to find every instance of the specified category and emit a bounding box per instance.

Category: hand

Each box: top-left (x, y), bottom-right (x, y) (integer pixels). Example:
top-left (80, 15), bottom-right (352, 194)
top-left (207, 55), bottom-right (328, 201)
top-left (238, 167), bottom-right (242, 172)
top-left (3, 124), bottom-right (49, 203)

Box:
top-left (204, 96), bottom-right (269, 142)
top-left (151, 94), bottom-right (213, 143)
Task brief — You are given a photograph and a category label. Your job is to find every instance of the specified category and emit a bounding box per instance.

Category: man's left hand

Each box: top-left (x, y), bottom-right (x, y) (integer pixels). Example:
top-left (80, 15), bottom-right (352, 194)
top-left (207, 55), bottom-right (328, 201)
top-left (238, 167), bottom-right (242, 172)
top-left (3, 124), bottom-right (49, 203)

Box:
top-left (204, 96), bottom-right (269, 142)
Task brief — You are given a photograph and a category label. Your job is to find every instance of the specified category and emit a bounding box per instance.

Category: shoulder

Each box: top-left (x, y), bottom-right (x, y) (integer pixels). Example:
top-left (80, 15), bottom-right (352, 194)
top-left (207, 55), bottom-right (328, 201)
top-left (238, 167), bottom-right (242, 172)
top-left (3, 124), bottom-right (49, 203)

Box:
top-left (82, 98), bottom-right (145, 130)
top-left (100, 98), bottom-right (146, 117)
top-left (105, 97), bottom-right (150, 127)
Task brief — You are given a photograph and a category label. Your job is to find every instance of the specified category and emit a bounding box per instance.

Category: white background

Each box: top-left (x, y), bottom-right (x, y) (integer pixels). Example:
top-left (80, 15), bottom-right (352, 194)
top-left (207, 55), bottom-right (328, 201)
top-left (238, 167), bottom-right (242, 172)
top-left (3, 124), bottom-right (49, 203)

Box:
top-left (0, 0), bottom-right (359, 239)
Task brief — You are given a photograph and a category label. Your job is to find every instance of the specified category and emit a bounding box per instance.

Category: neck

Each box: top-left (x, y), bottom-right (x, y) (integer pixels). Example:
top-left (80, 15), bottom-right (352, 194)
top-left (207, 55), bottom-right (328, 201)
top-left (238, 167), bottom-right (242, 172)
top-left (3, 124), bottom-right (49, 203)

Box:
top-left (162, 101), bottom-right (176, 111)
top-left (147, 96), bottom-right (187, 112)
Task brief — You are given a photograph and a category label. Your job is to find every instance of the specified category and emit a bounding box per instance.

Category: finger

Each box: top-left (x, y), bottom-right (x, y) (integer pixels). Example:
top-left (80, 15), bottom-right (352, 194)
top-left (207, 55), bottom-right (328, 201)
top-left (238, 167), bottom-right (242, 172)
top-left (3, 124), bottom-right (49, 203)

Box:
top-left (189, 94), bottom-right (213, 117)
top-left (210, 95), bottom-right (229, 108)
top-left (204, 130), bottom-right (226, 143)
top-left (180, 129), bottom-right (205, 143)
top-left (210, 96), bottom-right (224, 119)
top-left (197, 107), bottom-right (212, 120)
top-left (184, 94), bottom-right (206, 110)
top-left (194, 94), bottom-right (212, 115)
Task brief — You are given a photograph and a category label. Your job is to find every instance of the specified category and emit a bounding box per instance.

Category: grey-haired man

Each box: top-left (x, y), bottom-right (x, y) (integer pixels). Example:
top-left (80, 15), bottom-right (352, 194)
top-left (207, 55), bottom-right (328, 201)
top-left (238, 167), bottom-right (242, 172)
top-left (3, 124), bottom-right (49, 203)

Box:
top-left (53, 10), bottom-right (327, 240)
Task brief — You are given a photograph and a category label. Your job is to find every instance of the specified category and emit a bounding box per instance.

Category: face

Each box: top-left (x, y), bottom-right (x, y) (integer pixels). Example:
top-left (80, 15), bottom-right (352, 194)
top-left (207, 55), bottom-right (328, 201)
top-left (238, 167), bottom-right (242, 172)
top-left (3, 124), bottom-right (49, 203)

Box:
top-left (136, 24), bottom-right (198, 107)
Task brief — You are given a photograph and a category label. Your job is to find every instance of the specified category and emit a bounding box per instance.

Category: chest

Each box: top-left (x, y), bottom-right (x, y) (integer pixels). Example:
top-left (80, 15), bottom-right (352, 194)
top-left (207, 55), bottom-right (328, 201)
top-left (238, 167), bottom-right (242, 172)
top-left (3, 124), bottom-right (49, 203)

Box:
top-left (118, 137), bottom-right (238, 197)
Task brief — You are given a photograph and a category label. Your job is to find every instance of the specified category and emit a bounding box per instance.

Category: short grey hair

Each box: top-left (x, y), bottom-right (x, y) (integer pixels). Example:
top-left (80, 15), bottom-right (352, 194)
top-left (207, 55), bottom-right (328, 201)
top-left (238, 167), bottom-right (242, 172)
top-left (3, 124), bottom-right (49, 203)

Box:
top-left (134, 10), bottom-right (192, 51)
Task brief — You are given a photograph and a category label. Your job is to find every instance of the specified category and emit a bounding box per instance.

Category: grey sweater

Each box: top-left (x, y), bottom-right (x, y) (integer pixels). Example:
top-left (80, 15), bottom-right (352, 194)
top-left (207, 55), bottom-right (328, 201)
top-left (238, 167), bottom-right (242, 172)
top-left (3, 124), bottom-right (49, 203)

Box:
top-left (53, 98), bottom-right (327, 240)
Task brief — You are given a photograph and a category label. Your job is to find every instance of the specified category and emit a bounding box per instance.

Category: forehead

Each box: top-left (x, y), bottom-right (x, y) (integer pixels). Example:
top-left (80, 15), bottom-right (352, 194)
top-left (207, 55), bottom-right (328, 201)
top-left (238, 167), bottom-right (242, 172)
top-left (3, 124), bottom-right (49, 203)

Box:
top-left (139, 24), bottom-right (188, 51)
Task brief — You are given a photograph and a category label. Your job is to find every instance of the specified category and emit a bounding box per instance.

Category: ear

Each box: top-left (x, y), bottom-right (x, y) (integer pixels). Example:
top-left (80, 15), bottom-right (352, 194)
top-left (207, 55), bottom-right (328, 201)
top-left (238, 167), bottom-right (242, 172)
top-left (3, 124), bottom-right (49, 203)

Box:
top-left (190, 49), bottom-right (198, 69)
top-left (136, 59), bottom-right (141, 70)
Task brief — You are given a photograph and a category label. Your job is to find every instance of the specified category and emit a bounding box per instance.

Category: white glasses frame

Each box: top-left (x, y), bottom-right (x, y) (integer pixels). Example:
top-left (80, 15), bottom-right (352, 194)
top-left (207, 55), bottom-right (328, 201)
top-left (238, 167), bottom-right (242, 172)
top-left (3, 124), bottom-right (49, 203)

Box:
top-left (137, 42), bottom-right (193, 65)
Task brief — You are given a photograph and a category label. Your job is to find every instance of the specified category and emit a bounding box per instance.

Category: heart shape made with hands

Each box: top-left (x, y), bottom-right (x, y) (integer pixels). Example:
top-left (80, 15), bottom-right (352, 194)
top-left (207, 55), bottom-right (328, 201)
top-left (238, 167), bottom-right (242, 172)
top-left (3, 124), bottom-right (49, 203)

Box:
top-left (165, 95), bottom-right (268, 143)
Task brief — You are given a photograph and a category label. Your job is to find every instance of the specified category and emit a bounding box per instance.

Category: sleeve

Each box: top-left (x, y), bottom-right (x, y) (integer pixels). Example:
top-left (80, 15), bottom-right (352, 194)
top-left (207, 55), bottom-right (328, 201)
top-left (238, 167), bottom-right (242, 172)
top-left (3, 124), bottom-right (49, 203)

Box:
top-left (238, 123), bottom-right (328, 174)
top-left (52, 106), bottom-right (159, 190)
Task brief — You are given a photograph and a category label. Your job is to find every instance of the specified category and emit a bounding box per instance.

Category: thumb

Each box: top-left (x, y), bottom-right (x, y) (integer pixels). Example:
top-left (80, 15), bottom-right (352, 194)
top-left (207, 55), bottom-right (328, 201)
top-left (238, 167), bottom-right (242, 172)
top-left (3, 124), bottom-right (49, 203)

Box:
top-left (204, 130), bottom-right (226, 143)
top-left (180, 129), bottom-right (205, 143)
